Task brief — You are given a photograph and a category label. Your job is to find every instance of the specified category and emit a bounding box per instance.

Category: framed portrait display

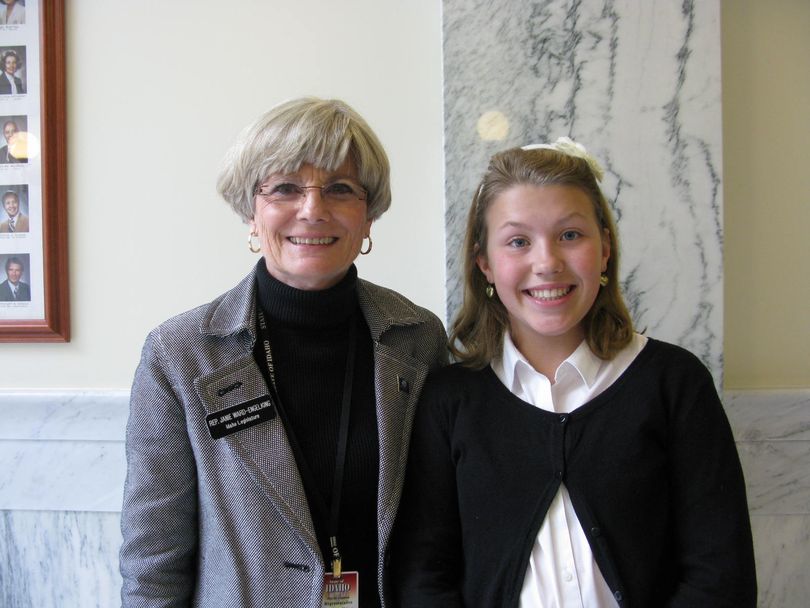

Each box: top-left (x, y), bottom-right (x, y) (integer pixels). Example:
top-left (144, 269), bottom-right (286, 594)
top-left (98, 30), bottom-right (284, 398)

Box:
top-left (0, 0), bottom-right (68, 341)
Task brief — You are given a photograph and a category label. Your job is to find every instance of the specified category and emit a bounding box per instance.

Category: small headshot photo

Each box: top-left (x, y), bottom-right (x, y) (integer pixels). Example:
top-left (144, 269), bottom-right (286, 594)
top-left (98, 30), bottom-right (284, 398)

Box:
top-left (0, 185), bottom-right (28, 233)
top-left (0, 47), bottom-right (25, 94)
top-left (0, 253), bottom-right (31, 301)
top-left (0, 1), bottom-right (25, 26)
top-left (0, 115), bottom-right (28, 163)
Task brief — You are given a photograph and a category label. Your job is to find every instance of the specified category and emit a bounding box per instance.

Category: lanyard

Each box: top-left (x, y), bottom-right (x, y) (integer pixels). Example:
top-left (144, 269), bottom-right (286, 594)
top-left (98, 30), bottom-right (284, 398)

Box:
top-left (256, 307), bottom-right (356, 578)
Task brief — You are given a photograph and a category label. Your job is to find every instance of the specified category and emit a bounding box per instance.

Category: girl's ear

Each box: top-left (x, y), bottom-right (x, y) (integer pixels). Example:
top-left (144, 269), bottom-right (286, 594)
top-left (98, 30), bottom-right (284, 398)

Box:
top-left (601, 228), bottom-right (611, 272)
top-left (475, 243), bottom-right (494, 283)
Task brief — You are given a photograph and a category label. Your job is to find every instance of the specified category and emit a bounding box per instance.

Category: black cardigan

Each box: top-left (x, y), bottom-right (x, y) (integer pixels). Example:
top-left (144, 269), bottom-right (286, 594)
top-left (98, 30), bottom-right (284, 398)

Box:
top-left (391, 338), bottom-right (756, 608)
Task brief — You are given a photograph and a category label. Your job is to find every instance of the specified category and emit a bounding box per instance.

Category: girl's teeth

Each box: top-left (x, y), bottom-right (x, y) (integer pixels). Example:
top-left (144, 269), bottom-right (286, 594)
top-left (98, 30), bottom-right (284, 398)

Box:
top-left (528, 287), bottom-right (571, 300)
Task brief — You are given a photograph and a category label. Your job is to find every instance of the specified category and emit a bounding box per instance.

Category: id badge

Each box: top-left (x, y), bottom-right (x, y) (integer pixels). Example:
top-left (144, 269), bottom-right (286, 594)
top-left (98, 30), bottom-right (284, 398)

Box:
top-left (321, 571), bottom-right (359, 608)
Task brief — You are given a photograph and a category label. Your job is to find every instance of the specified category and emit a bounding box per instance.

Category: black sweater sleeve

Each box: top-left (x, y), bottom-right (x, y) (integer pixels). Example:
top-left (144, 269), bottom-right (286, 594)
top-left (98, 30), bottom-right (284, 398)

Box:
top-left (390, 371), bottom-right (465, 608)
top-left (658, 347), bottom-right (757, 607)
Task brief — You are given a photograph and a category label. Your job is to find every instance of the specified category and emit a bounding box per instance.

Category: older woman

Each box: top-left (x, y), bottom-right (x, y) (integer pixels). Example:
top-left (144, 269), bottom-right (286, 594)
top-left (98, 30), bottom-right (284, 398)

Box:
top-left (0, 50), bottom-right (24, 95)
top-left (120, 97), bottom-right (448, 608)
top-left (0, 0), bottom-right (24, 26)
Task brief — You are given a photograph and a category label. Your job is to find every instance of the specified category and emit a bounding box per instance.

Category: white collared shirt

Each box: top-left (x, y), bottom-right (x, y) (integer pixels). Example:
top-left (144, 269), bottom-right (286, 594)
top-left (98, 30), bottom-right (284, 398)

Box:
top-left (492, 332), bottom-right (647, 608)
top-left (0, 3), bottom-right (24, 25)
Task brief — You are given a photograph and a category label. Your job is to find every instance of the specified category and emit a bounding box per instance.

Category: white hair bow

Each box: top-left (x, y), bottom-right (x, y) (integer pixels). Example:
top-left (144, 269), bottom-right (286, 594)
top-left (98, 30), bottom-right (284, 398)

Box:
top-left (522, 136), bottom-right (605, 182)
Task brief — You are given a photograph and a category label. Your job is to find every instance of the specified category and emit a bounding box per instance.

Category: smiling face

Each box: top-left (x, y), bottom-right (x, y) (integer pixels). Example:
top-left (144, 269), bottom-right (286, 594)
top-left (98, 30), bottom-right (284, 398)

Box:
top-left (477, 183), bottom-right (610, 366)
top-left (250, 159), bottom-right (372, 291)
top-left (3, 193), bottom-right (18, 217)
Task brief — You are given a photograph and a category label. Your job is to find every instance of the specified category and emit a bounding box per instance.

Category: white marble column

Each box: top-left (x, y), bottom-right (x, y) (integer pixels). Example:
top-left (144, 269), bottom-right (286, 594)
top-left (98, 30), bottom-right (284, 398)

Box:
top-left (443, 0), bottom-right (723, 381)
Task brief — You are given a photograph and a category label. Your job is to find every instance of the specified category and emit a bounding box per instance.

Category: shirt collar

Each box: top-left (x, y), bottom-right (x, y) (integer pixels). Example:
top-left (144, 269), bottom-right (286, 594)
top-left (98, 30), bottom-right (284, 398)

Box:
top-left (498, 332), bottom-right (603, 390)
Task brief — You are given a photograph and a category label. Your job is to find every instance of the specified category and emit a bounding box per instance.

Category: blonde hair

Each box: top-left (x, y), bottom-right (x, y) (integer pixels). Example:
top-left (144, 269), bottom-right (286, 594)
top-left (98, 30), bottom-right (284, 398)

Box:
top-left (217, 97), bottom-right (391, 222)
top-left (450, 146), bottom-right (634, 368)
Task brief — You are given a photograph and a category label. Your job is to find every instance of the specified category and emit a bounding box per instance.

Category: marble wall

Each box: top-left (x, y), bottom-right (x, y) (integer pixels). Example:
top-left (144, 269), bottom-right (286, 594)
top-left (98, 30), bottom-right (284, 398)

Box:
top-left (2, 390), bottom-right (808, 607)
top-left (443, 0), bottom-right (724, 382)
top-left (0, 392), bottom-right (127, 607)
top-left (727, 390), bottom-right (810, 608)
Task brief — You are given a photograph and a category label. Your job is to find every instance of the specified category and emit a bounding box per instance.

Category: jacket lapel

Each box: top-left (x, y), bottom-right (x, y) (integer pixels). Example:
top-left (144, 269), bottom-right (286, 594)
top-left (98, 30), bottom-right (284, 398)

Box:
top-left (194, 270), bottom-right (319, 553)
top-left (357, 280), bottom-right (432, 550)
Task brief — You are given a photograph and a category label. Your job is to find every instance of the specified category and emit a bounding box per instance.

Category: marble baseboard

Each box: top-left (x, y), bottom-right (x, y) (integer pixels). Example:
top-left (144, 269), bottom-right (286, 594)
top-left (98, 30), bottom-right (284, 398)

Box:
top-left (0, 390), bottom-right (129, 442)
top-left (750, 514), bottom-right (810, 608)
top-left (0, 439), bottom-right (125, 512)
top-left (725, 390), bottom-right (810, 442)
top-left (0, 389), bottom-right (808, 608)
top-left (725, 390), bottom-right (810, 605)
top-left (2, 514), bottom-right (805, 608)
top-left (0, 391), bottom-right (128, 512)
top-left (738, 441), bottom-right (810, 516)
top-left (0, 510), bottom-right (122, 608)
top-left (725, 390), bottom-right (810, 517)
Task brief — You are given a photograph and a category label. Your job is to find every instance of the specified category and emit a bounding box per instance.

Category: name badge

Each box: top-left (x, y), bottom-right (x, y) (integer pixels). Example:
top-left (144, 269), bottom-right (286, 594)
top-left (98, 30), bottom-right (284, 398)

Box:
top-left (206, 395), bottom-right (276, 439)
top-left (322, 571), bottom-right (358, 608)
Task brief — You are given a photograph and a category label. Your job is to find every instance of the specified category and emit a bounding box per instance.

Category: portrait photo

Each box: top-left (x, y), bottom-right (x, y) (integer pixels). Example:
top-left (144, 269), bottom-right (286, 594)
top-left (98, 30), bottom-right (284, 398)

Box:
top-left (0, 46), bottom-right (26, 94)
top-left (0, 252), bottom-right (31, 301)
top-left (0, 115), bottom-right (28, 163)
top-left (0, 184), bottom-right (28, 233)
top-left (0, 0), bottom-right (25, 26)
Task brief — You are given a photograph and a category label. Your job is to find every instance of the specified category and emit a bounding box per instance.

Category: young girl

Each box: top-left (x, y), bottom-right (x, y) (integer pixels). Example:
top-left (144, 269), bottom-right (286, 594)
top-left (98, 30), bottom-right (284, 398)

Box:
top-left (391, 139), bottom-right (756, 607)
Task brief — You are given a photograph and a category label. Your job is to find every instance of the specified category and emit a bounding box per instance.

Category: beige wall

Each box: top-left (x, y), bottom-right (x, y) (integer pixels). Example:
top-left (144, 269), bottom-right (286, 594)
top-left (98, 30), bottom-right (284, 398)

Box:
top-left (0, 1), bottom-right (447, 389)
top-left (722, 0), bottom-right (810, 388)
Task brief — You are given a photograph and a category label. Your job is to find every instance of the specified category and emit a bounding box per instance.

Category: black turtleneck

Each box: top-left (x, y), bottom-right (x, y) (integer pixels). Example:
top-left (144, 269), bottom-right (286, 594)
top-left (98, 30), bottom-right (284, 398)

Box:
top-left (252, 260), bottom-right (380, 608)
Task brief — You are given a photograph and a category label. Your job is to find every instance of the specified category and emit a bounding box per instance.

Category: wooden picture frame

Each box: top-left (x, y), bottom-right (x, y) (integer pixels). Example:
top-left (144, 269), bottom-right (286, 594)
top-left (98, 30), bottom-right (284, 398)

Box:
top-left (0, 0), bottom-right (68, 342)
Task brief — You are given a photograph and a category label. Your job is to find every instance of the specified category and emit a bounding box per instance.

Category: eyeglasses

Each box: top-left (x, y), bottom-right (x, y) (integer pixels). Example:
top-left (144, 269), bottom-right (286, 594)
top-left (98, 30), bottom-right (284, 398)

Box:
top-left (254, 180), bottom-right (367, 205)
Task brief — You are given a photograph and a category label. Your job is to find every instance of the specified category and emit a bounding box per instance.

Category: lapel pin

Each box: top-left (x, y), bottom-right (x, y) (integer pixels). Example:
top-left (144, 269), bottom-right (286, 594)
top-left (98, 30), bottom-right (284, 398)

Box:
top-left (217, 381), bottom-right (243, 397)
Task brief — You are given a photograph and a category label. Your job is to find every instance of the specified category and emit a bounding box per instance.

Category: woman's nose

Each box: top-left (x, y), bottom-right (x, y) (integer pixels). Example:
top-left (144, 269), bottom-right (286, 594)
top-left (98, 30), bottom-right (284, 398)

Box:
top-left (296, 188), bottom-right (329, 221)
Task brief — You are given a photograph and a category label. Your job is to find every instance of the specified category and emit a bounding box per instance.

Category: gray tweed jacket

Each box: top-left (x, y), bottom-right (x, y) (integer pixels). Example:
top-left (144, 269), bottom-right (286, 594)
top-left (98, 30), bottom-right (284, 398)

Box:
top-left (120, 268), bottom-right (448, 607)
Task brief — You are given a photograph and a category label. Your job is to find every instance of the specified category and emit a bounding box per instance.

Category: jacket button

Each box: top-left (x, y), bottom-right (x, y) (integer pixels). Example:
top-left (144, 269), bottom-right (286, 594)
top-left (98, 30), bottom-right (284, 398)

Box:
top-left (591, 526), bottom-right (601, 537)
top-left (559, 414), bottom-right (567, 424)
top-left (614, 590), bottom-right (623, 601)
top-left (555, 470), bottom-right (563, 480)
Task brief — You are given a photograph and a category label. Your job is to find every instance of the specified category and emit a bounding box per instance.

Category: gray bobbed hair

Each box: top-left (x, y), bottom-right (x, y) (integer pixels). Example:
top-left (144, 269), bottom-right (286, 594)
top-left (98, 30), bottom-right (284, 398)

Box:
top-left (216, 97), bottom-right (391, 223)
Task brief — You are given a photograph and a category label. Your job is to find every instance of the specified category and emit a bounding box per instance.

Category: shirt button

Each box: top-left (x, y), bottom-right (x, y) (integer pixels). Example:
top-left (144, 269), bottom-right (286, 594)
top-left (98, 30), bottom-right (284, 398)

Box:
top-left (563, 570), bottom-right (573, 582)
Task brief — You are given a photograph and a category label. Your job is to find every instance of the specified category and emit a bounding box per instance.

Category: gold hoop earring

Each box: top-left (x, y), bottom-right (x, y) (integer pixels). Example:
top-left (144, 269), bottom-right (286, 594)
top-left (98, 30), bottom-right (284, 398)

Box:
top-left (485, 284), bottom-right (495, 298)
top-left (599, 274), bottom-right (609, 287)
top-left (360, 236), bottom-right (373, 255)
top-left (248, 232), bottom-right (261, 253)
